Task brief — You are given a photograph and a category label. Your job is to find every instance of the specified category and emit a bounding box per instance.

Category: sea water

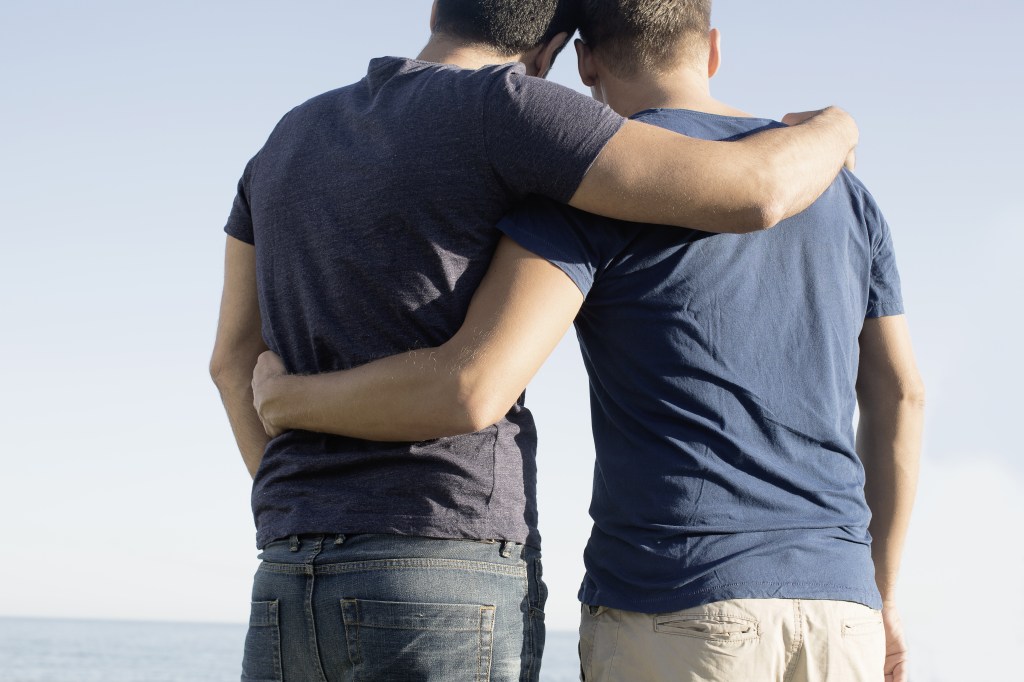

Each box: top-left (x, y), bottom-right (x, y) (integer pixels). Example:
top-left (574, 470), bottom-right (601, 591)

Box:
top-left (0, 618), bottom-right (580, 681)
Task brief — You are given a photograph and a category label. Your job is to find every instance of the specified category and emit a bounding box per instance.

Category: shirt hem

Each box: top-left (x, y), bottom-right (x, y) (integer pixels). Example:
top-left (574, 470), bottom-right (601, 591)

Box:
top-left (255, 517), bottom-right (539, 551)
top-left (579, 581), bottom-right (883, 613)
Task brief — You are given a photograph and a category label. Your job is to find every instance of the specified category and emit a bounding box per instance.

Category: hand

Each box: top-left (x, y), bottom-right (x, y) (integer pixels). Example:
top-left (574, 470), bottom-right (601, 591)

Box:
top-left (881, 603), bottom-right (908, 682)
top-left (782, 107), bottom-right (857, 172)
top-left (252, 350), bottom-right (288, 438)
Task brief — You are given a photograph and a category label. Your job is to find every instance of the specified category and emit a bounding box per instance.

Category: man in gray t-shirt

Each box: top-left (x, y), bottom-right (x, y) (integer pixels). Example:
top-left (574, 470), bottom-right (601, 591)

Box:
top-left (212, 1), bottom-right (861, 679)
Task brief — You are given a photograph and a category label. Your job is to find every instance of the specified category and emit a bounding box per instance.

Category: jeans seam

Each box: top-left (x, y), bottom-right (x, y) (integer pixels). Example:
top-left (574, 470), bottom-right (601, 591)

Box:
top-left (303, 539), bottom-right (329, 682)
top-left (271, 601), bottom-right (283, 682)
top-left (311, 558), bottom-right (527, 577)
top-left (342, 599), bottom-right (362, 673)
top-left (478, 606), bottom-right (495, 681)
top-left (524, 560), bottom-right (534, 682)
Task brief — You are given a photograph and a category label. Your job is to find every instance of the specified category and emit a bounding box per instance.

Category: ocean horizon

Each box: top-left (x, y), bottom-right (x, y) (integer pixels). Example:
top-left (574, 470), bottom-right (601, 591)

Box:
top-left (0, 616), bottom-right (581, 682)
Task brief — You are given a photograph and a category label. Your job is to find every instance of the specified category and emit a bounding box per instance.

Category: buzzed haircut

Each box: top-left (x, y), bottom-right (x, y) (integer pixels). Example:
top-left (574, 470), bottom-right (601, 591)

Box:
top-left (580, 0), bottom-right (712, 77)
top-left (435, 0), bottom-right (581, 56)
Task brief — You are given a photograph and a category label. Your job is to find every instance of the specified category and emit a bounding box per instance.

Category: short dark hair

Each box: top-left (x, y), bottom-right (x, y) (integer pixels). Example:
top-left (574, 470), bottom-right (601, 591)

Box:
top-left (580, 0), bottom-right (712, 77)
top-left (435, 0), bottom-right (581, 56)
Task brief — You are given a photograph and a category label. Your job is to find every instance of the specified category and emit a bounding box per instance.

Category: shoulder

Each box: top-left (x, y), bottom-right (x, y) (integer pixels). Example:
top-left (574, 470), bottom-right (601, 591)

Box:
top-left (481, 63), bottom-right (607, 114)
top-left (843, 169), bottom-right (892, 228)
top-left (824, 169), bottom-right (888, 234)
top-left (283, 82), bottom-right (359, 122)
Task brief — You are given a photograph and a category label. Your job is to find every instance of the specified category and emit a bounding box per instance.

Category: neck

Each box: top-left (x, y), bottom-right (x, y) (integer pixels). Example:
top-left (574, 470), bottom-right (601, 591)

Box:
top-left (417, 34), bottom-right (518, 71)
top-left (596, 63), bottom-right (751, 119)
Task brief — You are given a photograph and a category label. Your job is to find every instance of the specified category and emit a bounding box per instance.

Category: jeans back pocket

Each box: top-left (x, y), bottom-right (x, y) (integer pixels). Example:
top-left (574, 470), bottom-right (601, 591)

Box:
top-left (242, 600), bottom-right (283, 682)
top-left (342, 598), bottom-right (495, 682)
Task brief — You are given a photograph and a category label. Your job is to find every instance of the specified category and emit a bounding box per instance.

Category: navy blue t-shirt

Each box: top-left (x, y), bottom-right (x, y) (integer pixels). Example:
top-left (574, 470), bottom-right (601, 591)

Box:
top-left (224, 57), bottom-right (624, 549)
top-left (499, 108), bottom-right (903, 611)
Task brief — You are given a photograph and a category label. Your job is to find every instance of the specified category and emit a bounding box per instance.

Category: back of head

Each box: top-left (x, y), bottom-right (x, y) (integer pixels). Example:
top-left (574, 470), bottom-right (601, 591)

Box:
top-left (580, 0), bottom-right (712, 77)
top-left (434, 0), bottom-right (581, 56)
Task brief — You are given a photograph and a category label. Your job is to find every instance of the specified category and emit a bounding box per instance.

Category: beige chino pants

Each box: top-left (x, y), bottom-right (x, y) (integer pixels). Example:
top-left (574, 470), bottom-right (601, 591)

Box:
top-left (579, 599), bottom-right (885, 682)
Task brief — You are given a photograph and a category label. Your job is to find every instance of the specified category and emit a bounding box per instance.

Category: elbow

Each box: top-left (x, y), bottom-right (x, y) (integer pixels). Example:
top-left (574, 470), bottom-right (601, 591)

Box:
top-left (750, 198), bottom-right (787, 231)
top-left (892, 368), bottom-right (926, 409)
top-left (209, 353), bottom-right (230, 390)
top-left (209, 348), bottom-right (248, 394)
top-left (454, 378), bottom-right (515, 434)
top-left (460, 396), bottom-right (512, 434)
top-left (210, 334), bottom-right (267, 392)
top-left (858, 373), bottom-right (926, 411)
top-left (741, 166), bottom-right (788, 232)
top-left (902, 377), bottom-right (927, 410)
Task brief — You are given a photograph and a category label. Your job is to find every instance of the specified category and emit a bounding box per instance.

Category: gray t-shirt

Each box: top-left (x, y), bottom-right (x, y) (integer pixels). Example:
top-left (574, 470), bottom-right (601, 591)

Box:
top-left (225, 57), bottom-right (624, 549)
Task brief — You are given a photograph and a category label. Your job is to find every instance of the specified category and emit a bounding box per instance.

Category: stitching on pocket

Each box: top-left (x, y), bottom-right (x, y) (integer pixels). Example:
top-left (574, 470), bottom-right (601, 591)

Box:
top-left (478, 606), bottom-right (495, 682)
top-left (242, 600), bottom-right (282, 682)
top-left (842, 615), bottom-right (883, 638)
top-left (342, 599), bottom-right (496, 681)
top-left (654, 613), bottom-right (760, 642)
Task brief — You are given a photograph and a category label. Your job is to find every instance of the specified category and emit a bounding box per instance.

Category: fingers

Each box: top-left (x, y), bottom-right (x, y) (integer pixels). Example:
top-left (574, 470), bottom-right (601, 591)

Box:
top-left (256, 349), bottom-right (283, 369)
top-left (781, 108), bottom-right (827, 127)
top-left (884, 650), bottom-right (909, 682)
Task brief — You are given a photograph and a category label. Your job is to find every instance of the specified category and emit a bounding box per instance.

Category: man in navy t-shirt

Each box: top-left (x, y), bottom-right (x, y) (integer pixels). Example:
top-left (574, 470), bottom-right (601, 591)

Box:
top-left (248, 1), bottom-right (923, 681)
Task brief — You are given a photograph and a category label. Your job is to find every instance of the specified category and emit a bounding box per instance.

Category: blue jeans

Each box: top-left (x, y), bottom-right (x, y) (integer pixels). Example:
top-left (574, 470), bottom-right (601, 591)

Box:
top-left (241, 534), bottom-right (547, 682)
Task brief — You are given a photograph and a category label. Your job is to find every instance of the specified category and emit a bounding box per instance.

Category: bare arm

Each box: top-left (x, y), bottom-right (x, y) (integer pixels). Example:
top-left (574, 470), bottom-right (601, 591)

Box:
top-left (252, 237), bottom-right (584, 441)
top-left (210, 236), bottom-right (270, 478)
top-left (856, 315), bottom-right (925, 682)
top-left (571, 106), bottom-right (858, 233)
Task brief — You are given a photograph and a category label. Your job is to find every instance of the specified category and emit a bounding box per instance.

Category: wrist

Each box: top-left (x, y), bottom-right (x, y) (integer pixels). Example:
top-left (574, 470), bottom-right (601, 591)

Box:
top-left (260, 373), bottom-right (298, 432)
top-left (879, 585), bottom-right (899, 606)
top-left (812, 106), bottom-right (857, 149)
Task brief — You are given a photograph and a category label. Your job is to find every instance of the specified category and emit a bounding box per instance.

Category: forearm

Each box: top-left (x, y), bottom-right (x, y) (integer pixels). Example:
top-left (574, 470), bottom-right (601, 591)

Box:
top-left (259, 348), bottom-right (489, 442)
top-left (857, 393), bottom-right (924, 603)
top-left (572, 107), bottom-right (857, 233)
top-left (213, 361), bottom-right (271, 478)
top-left (255, 239), bottom-right (583, 443)
top-left (212, 236), bottom-right (269, 478)
top-left (739, 106), bottom-right (858, 224)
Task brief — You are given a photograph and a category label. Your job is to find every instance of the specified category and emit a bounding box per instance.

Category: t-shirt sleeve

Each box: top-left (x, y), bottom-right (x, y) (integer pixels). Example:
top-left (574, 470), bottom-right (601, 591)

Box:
top-left (863, 191), bottom-right (905, 319)
top-left (482, 69), bottom-right (625, 204)
top-left (224, 155), bottom-right (258, 245)
top-left (497, 197), bottom-right (605, 297)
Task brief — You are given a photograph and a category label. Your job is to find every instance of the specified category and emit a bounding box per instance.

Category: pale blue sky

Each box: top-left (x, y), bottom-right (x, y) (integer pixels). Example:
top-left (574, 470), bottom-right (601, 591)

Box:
top-left (1, 2), bottom-right (1021, 679)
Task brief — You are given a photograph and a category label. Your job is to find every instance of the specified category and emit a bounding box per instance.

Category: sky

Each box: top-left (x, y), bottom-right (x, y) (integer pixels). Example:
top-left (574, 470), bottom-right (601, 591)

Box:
top-left (1, 1), bottom-right (1022, 679)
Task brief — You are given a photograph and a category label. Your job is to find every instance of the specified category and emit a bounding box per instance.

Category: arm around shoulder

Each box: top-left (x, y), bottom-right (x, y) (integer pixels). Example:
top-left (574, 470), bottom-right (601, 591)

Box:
top-left (570, 107), bottom-right (858, 233)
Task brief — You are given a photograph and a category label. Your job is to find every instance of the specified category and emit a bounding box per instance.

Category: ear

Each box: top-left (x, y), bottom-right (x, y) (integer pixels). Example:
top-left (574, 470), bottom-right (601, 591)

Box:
top-left (707, 28), bottom-right (722, 79)
top-left (533, 31), bottom-right (570, 78)
top-left (430, 0), bottom-right (440, 32)
top-left (575, 38), bottom-right (598, 87)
